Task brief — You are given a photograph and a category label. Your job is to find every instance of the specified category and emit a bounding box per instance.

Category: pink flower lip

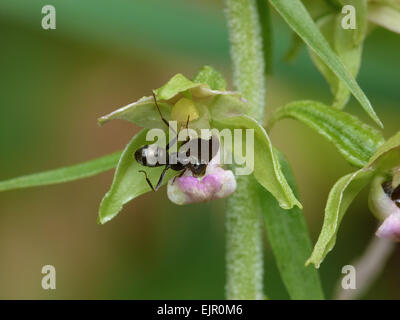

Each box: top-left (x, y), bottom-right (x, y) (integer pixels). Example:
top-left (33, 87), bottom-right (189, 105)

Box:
top-left (376, 213), bottom-right (400, 242)
top-left (167, 165), bottom-right (236, 205)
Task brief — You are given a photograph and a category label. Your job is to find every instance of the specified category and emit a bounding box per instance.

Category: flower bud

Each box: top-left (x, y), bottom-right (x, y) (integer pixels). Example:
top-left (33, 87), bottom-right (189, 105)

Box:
top-left (171, 98), bottom-right (200, 124)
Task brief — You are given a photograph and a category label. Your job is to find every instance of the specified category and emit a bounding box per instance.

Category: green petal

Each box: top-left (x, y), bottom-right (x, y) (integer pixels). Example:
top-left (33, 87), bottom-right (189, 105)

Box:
top-left (211, 97), bottom-right (301, 210)
top-left (260, 150), bottom-right (324, 299)
top-left (154, 73), bottom-right (241, 101)
top-left (154, 73), bottom-right (201, 101)
top-left (209, 93), bottom-right (250, 118)
top-left (98, 130), bottom-right (175, 224)
top-left (368, 2), bottom-right (400, 34)
top-left (192, 65), bottom-right (227, 90)
top-left (269, 0), bottom-right (383, 127)
top-left (269, 100), bottom-right (385, 167)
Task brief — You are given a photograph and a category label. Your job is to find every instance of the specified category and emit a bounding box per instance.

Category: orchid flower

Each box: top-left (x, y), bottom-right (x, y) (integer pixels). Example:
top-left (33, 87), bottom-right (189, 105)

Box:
top-left (97, 66), bottom-right (300, 224)
top-left (306, 131), bottom-right (400, 268)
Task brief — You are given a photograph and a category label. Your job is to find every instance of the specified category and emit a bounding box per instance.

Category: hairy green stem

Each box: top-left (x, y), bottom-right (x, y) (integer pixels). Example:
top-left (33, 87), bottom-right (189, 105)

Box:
top-left (225, 0), bottom-right (267, 300)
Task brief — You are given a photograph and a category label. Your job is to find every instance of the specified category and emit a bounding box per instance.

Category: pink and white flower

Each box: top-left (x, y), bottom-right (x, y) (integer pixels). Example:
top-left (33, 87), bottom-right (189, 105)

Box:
top-left (167, 157), bottom-right (236, 205)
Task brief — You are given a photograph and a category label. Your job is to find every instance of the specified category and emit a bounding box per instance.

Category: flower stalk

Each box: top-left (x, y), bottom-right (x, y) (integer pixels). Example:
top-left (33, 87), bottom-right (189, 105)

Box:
top-left (225, 0), bottom-right (267, 299)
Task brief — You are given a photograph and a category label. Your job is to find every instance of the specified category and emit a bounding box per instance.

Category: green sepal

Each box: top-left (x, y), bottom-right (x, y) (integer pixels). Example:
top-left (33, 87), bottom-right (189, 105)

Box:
top-left (306, 168), bottom-right (373, 268)
top-left (98, 96), bottom-right (172, 129)
top-left (99, 68), bottom-right (241, 130)
top-left (211, 96), bottom-right (301, 210)
top-left (98, 129), bottom-right (176, 224)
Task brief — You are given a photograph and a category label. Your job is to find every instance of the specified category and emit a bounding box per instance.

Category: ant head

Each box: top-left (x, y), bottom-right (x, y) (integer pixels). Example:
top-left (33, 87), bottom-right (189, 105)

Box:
top-left (189, 162), bottom-right (207, 176)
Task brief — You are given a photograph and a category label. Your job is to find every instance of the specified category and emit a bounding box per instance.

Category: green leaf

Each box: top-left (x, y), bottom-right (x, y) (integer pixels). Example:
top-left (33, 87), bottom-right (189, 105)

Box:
top-left (211, 96), bottom-right (301, 210)
top-left (192, 65), bottom-right (227, 90)
top-left (269, 100), bottom-right (385, 167)
top-left (368, 2), bottom-right (400, 34)
top-left (98, 96), bottom-right (172, 128)
top-left (98, 130), bottom-right (175, 224)
top-left (268, 0), bottom-right (383, 127)
top-left (308, 131), bottom-right (400, 267)
top-left (0, 152), bottom-right (121, 192)
top-left (260, 150), bottom-right (324, 299)
top-left (307, 169), bottom-right (373, 268)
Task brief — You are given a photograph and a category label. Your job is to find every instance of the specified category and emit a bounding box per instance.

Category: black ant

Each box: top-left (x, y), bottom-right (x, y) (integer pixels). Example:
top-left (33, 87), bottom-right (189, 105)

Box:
top-left (134, 93), bottom-right (219, 191)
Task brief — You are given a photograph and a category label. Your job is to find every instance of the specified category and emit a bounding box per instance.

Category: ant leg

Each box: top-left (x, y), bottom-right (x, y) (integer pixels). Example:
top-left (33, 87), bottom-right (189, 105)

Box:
top-left (155, 166), bottom-right (170, 191)
top-left (139, 170), bottom-right (155, 192)
top-left (152, 92), bottom-right (178, 152)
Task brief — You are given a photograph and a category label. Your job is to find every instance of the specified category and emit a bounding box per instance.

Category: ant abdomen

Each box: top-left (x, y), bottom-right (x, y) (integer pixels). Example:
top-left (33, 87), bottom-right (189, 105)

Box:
top-left (135, 144), bottom-right (167, 167)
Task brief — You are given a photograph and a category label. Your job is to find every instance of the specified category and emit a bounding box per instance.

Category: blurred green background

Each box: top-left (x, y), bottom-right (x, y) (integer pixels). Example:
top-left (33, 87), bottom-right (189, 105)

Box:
top-left (0, 0), bottom-right (399, 299)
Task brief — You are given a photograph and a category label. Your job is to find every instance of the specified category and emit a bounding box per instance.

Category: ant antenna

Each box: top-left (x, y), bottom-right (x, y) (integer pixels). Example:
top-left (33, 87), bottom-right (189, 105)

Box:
top-left (152, 92), bottom-right (176, 134)
top-left (185, 114), bottom-right (190, 130)
top-left (152, 91), bottom-right (179, 151)
top-left (184, 114), bottom-right (191, 143)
